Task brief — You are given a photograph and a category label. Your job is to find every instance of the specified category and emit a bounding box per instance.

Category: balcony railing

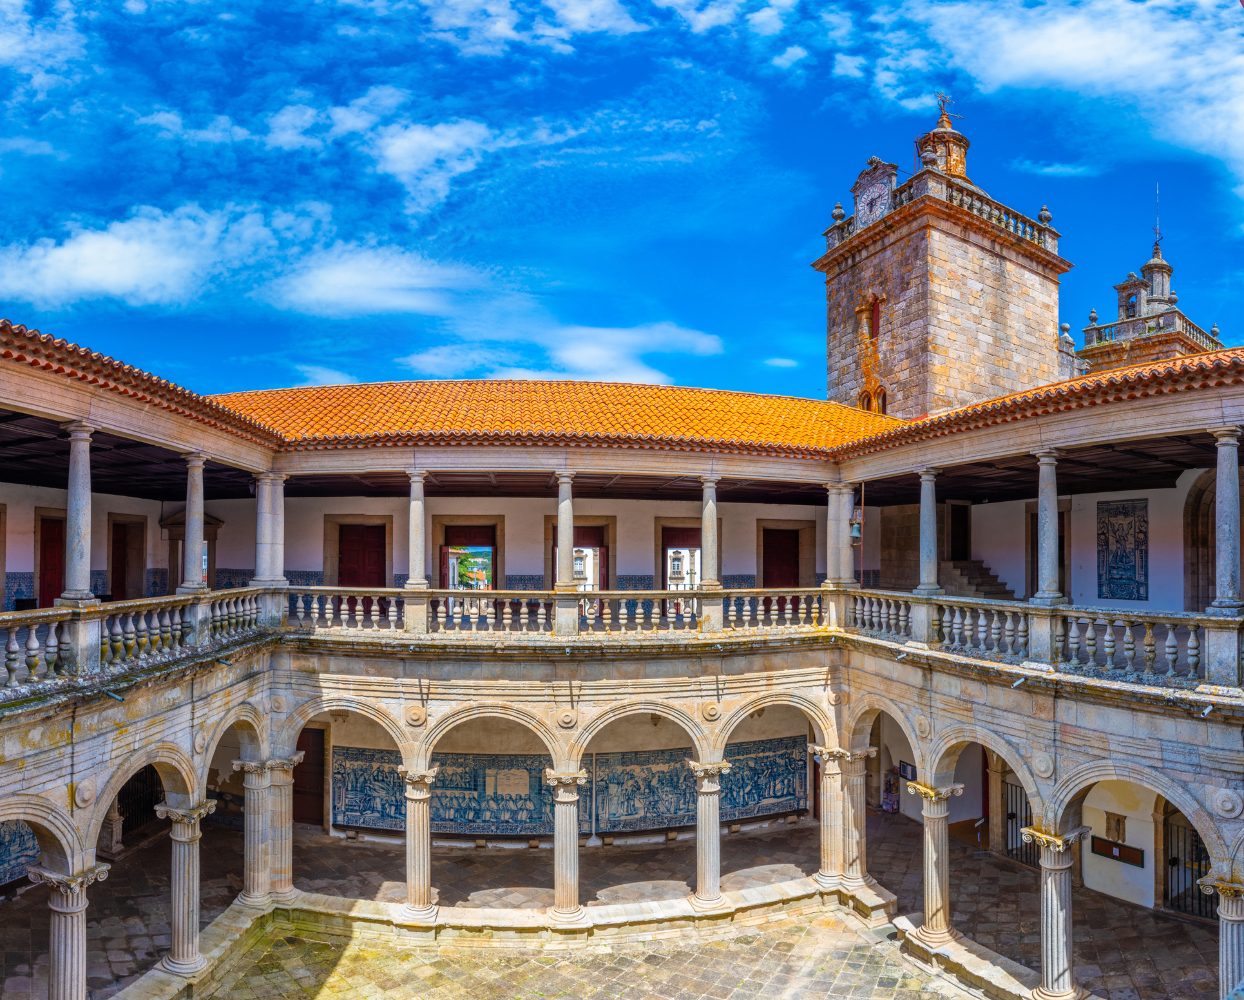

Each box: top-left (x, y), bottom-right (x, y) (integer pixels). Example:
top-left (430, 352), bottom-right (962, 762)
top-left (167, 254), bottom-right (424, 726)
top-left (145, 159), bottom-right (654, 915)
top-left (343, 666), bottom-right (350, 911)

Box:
top-left (2, 584), bottom-right (1238, 710)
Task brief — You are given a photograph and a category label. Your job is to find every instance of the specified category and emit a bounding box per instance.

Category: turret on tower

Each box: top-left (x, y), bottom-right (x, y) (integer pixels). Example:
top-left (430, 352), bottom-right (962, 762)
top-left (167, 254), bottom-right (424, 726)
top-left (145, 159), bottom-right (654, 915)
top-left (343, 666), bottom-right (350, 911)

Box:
top-left (812, 100), bottom-right (1073, 419)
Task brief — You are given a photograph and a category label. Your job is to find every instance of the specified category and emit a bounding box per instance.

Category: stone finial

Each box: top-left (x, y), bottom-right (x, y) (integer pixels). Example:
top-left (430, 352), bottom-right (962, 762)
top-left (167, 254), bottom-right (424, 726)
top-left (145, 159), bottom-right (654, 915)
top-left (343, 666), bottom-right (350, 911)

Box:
top-left (1212, 322), bottom-right (1221, 337)
top-left (920, 147), bottom-right (938, 168)
top-left (1038, 205), bottom-right (1053, 225)
top-left (831, 202), bottom-right (845, 222)
top-left (1169, 291), bottom-right (1178, 304)
top-left (1060, 322), bottom-right (1071, 336)
top-left (1089, 308), bottom-right (1098, 324)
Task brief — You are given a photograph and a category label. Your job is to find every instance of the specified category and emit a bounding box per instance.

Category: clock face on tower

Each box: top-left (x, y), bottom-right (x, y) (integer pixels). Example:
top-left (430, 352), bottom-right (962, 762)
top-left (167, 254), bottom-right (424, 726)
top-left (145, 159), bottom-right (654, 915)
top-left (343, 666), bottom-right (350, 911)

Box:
top-left (855, 179), bottom-right (891, 227)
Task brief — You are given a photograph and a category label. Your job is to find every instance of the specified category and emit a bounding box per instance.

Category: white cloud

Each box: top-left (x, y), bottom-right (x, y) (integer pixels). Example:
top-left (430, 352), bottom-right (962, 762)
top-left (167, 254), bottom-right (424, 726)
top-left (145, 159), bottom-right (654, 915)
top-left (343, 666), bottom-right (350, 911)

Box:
top-left (293, 364), bottom-right (359, 386)
top-left (649, 0), bottom-right (742, 34)
top-left (0, 0), bottom-right (84, 89)
top-left (771, 45), bottom-right (807, 70)
top-left (266, 104), bottom-right (323, 150)
top-left (1012, 159), bottom-right (1103, 179)
top-left (0, 136), bottom-right (57, 156)
top-left (542, 0), bottom-right (645, 36)
top-left (269, 244), bottom-right (479, 316)
top-left (832, 53), bottom-right (865, 79)
top-left (137, 110), bottom-right (251, 143)
top-left (328, 85), bottom-right (409, 137)
top-left (763, 356), bottom-right (798, 368)
top-left (0, 204), bottom-right (275, 307)
top-left (371, 120), bottom-right (495, 212)
top-left (419, 0), bottom-right (526, 54)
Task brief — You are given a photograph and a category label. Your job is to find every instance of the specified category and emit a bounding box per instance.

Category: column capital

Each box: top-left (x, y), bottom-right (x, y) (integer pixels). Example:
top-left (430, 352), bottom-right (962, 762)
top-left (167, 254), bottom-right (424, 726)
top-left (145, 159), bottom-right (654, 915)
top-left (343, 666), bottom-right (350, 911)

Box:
top-left (1198, 874), bottom-right (1244, 903)
top-left (61, 420), bottom-right (95, 440)
top-left (1020, 824), bottom-right (1090, 853)
top-left (905, 780), bottom-right (963, 803)
top-left (182, 450), bottom-right (208, 469)
top-left (1033, 448), bottom-right (1060, 462)
top-left (155, 799), bottom-right (217, 829)
top-left (700, 475), bottom-right (719, 488)
top-left (825, 480), bottom-right (854, 495)
top-left (231, 759), bottom-right (274, 784)
top-left (399, 765), bottom-right (439, 799)
top-left (263, 751), bottom-right (305, 776)
top-left (1210, 426), bottom-right (1242, 443)
top-left (815, 745), bottom-right (876, 762)
top-left (544, 767), bottom-right (587, 802)
top-left (409, 469), bottom-right (429, 483)
top-left (687, 759), bottom-right (732, 778)
top-left (916, 467), bottom-right (938, 482)
top-left (555, 470), bottom-right (575, 485)
top-left (254, 470), bottom-right (286, 483)
top-left (28, 862), bottom-right (110, 896)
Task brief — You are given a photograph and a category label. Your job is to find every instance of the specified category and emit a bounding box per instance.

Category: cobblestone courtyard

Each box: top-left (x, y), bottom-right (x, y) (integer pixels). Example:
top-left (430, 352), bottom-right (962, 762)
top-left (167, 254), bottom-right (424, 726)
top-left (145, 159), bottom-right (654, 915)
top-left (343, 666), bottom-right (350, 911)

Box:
top-left (0, 812), bottom-right (1219, 999)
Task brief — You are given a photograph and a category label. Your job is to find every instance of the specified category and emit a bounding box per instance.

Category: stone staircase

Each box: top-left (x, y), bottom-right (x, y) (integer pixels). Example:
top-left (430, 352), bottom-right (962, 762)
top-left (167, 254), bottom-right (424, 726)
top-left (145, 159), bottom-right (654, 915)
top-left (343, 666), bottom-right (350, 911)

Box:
top-left (939, 559), bottom-right (1017, 600)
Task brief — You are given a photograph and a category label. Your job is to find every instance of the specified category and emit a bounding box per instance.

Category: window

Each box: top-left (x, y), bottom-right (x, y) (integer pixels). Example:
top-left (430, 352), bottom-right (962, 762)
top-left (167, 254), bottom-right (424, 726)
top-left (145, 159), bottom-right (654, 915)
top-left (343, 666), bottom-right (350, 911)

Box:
top-left (1126, 294), bottom-right (1137, 318)
top-left (869, 299), bottom-right (882, 340)
top-left (875, 388), bottom-right (887, 414)
top-left (858, 390), bottom-right (873, 411)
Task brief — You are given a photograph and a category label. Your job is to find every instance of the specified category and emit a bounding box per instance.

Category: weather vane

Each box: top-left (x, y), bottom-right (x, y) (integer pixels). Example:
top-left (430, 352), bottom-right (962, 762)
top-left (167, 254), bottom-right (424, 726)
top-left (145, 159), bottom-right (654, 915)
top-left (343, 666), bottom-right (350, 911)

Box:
top-left (934, 91), bottom-right (962, 127)
top-left (1153, 182), bottom-right (1163, 247)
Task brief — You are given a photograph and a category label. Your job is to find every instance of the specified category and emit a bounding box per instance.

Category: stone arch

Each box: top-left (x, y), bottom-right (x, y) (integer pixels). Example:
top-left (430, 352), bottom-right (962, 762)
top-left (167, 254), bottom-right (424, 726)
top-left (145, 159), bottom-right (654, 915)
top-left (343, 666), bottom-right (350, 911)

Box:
top-left (1049, 759), bottom-right (1227, 862)
top-left (86, 741), bottom-right (198, 847)
top-left (277, 694), bottom-right (411, 761)
top-left (711, 691), bottom-right (832, 756)
top-left (0, 794), bottom-right (84, 873)
top-left (568, 700), bottom-right (707, 767)
top-left (418, 703), bottom-right (564, 770)
top-left (197, 701), bottom-right (269, 787)
top-left (844, 694), bottom-right (924, 769)
top-left (1228, 828), bottom-right (1244, 882)
top-left (925, 725), bottom-right (1043, 810)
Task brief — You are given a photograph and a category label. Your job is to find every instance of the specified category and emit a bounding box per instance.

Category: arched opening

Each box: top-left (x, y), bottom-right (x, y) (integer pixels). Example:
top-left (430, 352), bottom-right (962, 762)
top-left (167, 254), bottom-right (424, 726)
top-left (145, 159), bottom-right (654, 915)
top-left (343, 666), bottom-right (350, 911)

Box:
top-left (575, 709), bottom-right (703, 905)
top-left (859, 390), bottom-right (874, 412)
top-left (718, 703), bottom-right (817, 891)
top-left (199, 717), bottom-right (265, 909)
top-left (1051, 775), bottom-right (1224, 998)
top-left (1183, 468), bottom-right (1244, 612)
top-left (425, 715), bottom-right (557, 908)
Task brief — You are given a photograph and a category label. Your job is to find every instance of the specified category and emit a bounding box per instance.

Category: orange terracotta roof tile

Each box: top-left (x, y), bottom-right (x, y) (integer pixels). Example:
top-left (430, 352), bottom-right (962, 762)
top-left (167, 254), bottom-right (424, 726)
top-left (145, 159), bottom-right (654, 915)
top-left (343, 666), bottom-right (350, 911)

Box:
top-left (208, 379), bottom-right (907, 458)
top-left (831, 347), bottom-right (1244, 458)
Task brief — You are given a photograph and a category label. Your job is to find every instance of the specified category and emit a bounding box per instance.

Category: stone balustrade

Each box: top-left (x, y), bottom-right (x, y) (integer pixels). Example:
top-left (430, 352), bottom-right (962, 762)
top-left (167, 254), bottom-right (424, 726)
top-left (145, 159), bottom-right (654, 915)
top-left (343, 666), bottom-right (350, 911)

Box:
top-left (96, 595), bottom-right (196, 669)
top-left (1053, 607), bottom-right (1212, 683)
top-left (0, 607), bottom-right (71, 686)
top-left (933, 596), bottom-right (1031, 662)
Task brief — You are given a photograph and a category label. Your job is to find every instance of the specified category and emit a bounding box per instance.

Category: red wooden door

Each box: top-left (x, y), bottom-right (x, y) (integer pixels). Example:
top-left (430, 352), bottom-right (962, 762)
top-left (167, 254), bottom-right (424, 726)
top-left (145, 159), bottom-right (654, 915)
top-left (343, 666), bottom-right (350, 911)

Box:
top-left (762, 528), bottom-right (800, 588)
top-left (293, 728), bottom-right (325, 826)
top-left (338, 524), bottom-right (386, 587)
top-left (661, 526), bottom-right (701, 588)
top-left (38, 517), bottom-right (66, 607)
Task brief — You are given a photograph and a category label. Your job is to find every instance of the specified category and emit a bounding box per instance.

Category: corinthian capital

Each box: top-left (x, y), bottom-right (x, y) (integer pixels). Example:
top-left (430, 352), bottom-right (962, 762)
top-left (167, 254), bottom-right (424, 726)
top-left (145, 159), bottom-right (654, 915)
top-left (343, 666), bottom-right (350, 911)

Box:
top-left (28, 863), bottom-right (110, 896)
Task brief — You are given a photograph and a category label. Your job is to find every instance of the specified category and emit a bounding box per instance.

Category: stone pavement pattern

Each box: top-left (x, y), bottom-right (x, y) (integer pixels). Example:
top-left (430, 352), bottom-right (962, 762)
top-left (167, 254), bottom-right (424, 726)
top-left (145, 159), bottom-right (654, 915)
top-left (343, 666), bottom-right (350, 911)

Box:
top-left (0, 813), bottom-right (1219, 998)
top-left (207, 913), bottom-right (962, 1000)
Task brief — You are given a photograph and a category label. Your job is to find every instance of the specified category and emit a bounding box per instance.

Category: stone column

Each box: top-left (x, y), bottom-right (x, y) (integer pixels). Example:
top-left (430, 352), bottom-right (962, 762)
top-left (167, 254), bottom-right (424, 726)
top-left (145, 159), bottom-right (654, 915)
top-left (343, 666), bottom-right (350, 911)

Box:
top-left (271, 475), bottom-right (287, 584)
top-left (700, 477), bottom-right (720, 588)
top-left (810, 746), bottom-right (845, 889)
top-left (553, 473), bottom-right (579, 636)
top-left (28, 864), bottom-right (110, 1000)
top-left (406, 471), bottom-right (429, 589)
top-left (267, 752), bottom-right (303, 901)
top-left (1031, 450), bottom-right (1063, 605)
top-left (155, 800), bottom-right (217, 976)
top-left (687, 760), bottom-right (730, 908)
top-left (1210, 427), bottom-right (1243, 614)
top-left (1022, 826), bottom-right (1090, 1000)
top-left (250, 474), bottom-right (274, 585)
top-left (839, 748), bottom-right (877, 887)
top-left (231, 760), bottom-right (272, 906)
top-left (60, 422), bottom-right (95, 601)
top-left (1198, 877), bottom-right (1244, 999)
top-left (399, 766), bottom-right (438, 919)
top-left (907, 781), bottom-right (964, 945)
top-left (914, 468), bottom-right (943, 596)
top-left (544, 768), bottom-right (587, 920)
top-left (179, 452), bottom-right (208, 593)
top-left (986, 752), bottom-right (1006, 857)
top-left (825, 484), bottom-right (855, 586)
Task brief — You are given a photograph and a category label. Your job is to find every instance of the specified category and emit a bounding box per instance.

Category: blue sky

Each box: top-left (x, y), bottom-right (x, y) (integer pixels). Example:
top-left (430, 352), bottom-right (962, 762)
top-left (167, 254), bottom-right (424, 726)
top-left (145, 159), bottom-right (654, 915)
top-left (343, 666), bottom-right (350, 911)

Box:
top-left (0, 0), bottom-right (1240, 397)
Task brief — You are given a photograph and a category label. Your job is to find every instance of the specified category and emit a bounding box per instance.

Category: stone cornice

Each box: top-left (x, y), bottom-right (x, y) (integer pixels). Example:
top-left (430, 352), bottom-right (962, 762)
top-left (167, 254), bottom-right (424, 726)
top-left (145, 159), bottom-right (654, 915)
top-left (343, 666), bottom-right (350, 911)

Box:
top-left (28, 863), bottom-right (110, 895)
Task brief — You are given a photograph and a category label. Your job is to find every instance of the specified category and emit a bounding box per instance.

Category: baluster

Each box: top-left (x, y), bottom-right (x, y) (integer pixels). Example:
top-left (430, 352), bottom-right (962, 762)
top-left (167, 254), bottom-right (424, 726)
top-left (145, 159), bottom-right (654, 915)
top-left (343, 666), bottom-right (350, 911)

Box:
top-left (365, 596), bottom-right (378, 629)
top-left (210, 600), bottom-right (223, 635)
top-left (1142, 623), bottom-right (1157, 674)
top-left (45, 623), bottom-right (60, 677)
top-left (1122, 622), bottom-right (1136, 674)
top-left (133, 611), bottom-right (150, 659)
top-left (1103, 620), bottom-right (1117, 671)
top-left (1162, 624), bottom-right (1178, 676)
top-left (538, 600), bottom-right (549, 632)
top-left (975, 609), bottom-right (988, 652)
top-left (951, 606), bottom-right (964, 647)
top-left (1083, 618), bottom-right (1097, 669)
top-left (1187, 625), bottom-right (1201, 679)
top-left (170, 607), bottom-right (184, 650)
top-left (990, 610), bottom-right (1002, 654)
top-left (156, 607), bottom-right (171, 652)
top-left (869, 597), bottom-right (880, 631)
top-left (897, 601), bottom-right (909, 637)
top-left (312, 595), bottom-right (326, 628)
top-left (388, 597), bottom-right (399, 629)
top-left (109, 615), bottom-right (124, 662)
top-left (1002, 612), bottom-right (1015, 657)
top-left (1066, 617), bottom-right (1081, 667)
top-left (122, 614), bottom-right (137, 661)
top-left (939, 605), bottom-right (951, 645)
top-left (293, 593), bottom-right (306, 625)
top-left (1016, 614), bottom-right (1029, 659)
top-left (5, 627), bottom-right (19, 685)
top-left (604, 599), bottom-right (615, 631)
top-left (24, 625), bottom-right (42, 680)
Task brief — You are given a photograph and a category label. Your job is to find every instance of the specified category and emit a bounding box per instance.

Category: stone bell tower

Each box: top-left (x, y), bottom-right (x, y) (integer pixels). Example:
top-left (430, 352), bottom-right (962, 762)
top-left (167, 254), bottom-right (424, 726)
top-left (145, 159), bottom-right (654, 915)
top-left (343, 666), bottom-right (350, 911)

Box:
top-left (812, 103), bottom-right (1074, 419)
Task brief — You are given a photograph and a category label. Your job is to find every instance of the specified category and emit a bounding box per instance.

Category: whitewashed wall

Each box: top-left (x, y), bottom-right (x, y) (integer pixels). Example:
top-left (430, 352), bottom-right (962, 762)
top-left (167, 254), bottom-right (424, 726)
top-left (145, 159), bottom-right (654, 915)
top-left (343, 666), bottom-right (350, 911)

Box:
top-left (1081, 780), bottom-right (1157, 909)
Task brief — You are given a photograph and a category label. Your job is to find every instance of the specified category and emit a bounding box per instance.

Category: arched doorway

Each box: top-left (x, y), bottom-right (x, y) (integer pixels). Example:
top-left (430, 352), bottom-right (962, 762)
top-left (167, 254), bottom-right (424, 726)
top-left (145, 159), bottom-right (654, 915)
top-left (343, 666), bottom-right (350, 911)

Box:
top-left (1183, 468), bottom-right (1244, 612)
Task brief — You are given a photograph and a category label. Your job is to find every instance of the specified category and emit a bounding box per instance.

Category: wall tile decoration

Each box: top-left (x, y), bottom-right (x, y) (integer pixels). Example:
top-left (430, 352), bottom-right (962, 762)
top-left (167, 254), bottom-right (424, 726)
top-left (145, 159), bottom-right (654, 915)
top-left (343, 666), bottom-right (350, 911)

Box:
top-left (1097, 499), bottom-right (1148, 601)
top-left (0, 820), bottom-right (38, 886)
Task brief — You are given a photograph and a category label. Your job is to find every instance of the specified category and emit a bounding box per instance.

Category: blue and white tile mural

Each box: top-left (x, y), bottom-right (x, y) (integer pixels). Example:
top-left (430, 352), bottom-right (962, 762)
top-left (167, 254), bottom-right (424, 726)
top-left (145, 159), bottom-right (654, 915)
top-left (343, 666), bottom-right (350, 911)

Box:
top-left (0, 820), bottom-right (39, 885)
top-left (331, 736), bottom-right (807, 838)
top-left (1097, 499), bottom-right (1149, 601)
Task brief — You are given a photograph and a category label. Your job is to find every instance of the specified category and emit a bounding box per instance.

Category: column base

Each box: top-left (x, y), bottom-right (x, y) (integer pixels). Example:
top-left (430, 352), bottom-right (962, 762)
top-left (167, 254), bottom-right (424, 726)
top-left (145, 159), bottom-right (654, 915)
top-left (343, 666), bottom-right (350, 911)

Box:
top-left (269, 886), bottom-right (299, 905)
top-left (159, 954), bottom-right (207, 977)
top-left (1207, 601), bottom-right (1244, 617)
top-left (908, 924), bottom-right (959, 950)
top-left (236, 891), bottom-right (272, 909)
top-left (812, 871), bottom-right (841, 892)
top-left (399, 903), bottom-right (438, 924)
top-left (548, 905), bottom-right (587, 924)
top-left (1029, 592), bottom-right (1066, 607)
top-left (688, 892), bottom-right (727, 912)
top-left (1031, 988), bottom-right (1082, 1000)
top-left (175, 585), bottom-right (210, 596)
top-left (913, 585), bottom-right (945, 597)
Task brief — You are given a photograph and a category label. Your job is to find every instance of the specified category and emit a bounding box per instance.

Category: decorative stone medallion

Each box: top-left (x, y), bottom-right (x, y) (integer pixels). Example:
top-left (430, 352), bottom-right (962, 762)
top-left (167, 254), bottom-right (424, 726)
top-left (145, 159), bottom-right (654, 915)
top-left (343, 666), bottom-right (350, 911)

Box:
top-left (193, 731), bottom-right (207, 755)
top-left (73, 780), bottom-right (94, 808)
top-left (270, 695), bottom-right (286, 713)
top-left (1031, 750), bottom-right (1055, 780)
top-left (405, 705), bottom-right (427, 728)
top-left (915, 714), bottom-right (931, 739)
top-left (1213, 788), bottom-right (1243, 819)
top-left (701, 702), bottom-right (721, 722)
top-left (557, 708), bottom-right (577, 730)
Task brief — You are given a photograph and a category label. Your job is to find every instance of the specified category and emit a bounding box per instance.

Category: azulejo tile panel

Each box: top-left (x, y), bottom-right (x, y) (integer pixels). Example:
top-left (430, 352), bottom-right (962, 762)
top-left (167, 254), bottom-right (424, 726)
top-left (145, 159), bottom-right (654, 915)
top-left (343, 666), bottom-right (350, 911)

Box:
top-left (0, 820), bottom-right (38, 886)
top-left (330, 736), bottom-right (807, 838)
top-left (1097, 499), bottom-right (1148, 601)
